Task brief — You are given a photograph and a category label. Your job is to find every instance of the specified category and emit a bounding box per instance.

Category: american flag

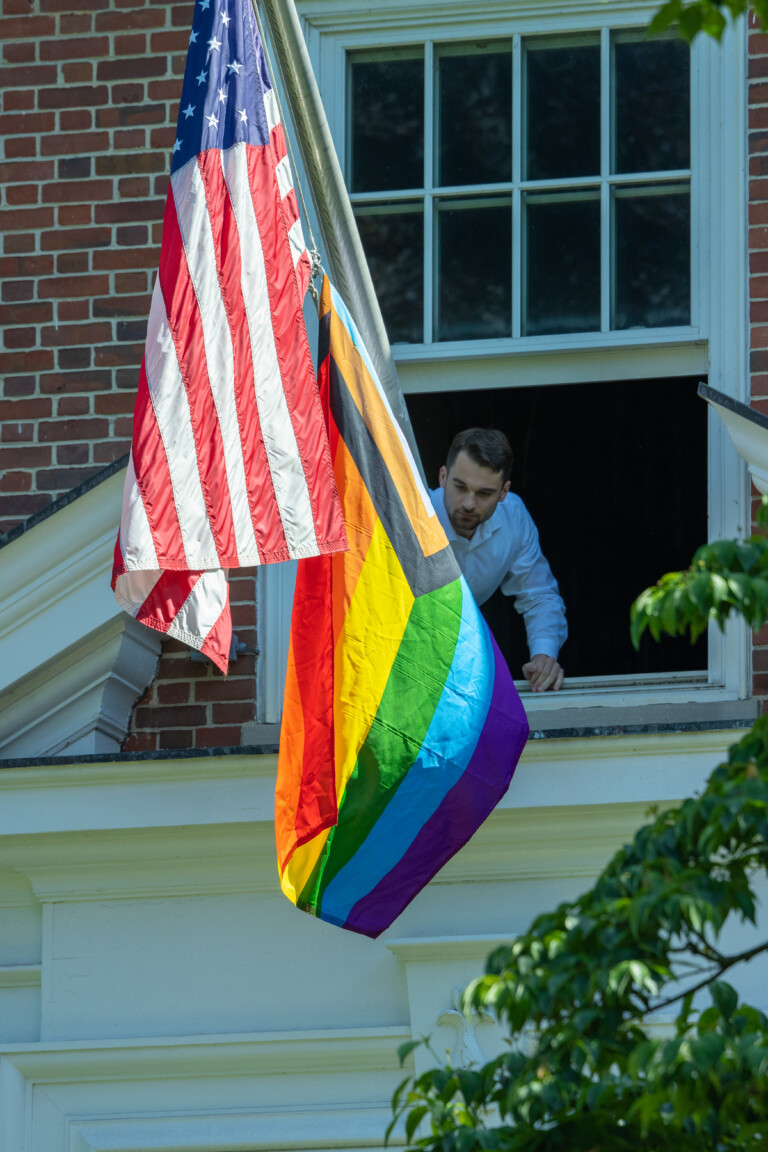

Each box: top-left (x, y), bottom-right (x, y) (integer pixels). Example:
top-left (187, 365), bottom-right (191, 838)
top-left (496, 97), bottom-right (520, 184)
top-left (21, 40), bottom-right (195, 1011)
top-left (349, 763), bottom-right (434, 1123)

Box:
top-left (112, 0), bottom-right (347, 673)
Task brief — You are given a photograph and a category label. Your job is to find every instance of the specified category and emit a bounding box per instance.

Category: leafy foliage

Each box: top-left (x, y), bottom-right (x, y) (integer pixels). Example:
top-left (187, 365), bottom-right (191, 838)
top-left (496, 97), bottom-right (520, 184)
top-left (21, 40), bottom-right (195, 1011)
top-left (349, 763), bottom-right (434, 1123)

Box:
top-left (391, 507), bottom-right (768, 1150)
top-left (631, 501), bottom-right (768, 648)
top-left (649, 0), bottom-right (767, 41)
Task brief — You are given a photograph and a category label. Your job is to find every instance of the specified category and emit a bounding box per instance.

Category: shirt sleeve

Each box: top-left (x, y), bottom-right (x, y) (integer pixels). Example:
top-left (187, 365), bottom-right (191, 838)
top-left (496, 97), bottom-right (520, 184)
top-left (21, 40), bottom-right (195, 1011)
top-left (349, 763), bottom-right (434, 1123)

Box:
top-left (499, 503), bottom-right (567, 660)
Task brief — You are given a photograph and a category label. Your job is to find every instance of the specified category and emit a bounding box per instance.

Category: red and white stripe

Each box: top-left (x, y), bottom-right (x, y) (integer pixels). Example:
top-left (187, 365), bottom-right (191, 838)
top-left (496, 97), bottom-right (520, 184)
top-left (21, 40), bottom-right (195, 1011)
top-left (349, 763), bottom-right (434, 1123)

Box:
top-left (113, 97), bottom-right (346, 673)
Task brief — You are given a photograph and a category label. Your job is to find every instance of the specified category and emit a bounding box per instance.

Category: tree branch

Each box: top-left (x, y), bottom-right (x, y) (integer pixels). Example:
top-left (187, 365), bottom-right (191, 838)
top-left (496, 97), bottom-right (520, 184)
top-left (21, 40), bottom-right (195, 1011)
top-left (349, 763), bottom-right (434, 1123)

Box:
top-left (651, 938), bottom-right (768, 1012)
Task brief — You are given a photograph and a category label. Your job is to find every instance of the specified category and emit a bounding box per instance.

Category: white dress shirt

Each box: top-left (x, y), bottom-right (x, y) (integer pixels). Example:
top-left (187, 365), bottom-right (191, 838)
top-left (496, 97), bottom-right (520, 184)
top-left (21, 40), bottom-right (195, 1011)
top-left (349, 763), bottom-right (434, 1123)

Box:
top-left (430, 486), bottom-right (567, 660)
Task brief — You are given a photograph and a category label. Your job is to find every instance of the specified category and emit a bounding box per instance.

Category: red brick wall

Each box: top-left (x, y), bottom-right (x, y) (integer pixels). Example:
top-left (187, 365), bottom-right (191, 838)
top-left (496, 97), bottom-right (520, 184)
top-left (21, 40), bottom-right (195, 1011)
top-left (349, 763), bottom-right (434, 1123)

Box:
top-left (1, 0), bottom-right (261, 748)
top-left (122, 573), bottom-right (260, 752)
top-left (0, 0), bottom-right (186, 535)
top-left (2, 4), bottom-right (765, 737)
top-left (750, 13), bottom-right (768, 704)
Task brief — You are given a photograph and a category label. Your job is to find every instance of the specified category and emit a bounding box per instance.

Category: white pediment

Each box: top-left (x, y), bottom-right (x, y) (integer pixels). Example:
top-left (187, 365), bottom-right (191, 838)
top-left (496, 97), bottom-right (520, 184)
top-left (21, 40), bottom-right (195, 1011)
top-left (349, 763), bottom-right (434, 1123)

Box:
top-left (0, 468), bottom-right (161, 759)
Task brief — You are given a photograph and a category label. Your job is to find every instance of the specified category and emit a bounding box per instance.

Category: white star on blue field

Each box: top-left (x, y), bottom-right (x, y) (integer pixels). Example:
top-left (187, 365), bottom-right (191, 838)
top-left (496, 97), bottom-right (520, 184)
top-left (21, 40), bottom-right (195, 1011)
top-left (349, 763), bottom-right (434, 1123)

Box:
top-left (171, 0), bottom-right (274, 174)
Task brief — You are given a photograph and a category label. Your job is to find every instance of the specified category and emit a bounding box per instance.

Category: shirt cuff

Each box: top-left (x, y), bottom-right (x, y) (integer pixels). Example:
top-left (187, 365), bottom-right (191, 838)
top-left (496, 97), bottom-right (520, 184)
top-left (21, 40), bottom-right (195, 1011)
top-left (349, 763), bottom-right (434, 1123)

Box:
top-left (527, 638), bottom-right (560, 661)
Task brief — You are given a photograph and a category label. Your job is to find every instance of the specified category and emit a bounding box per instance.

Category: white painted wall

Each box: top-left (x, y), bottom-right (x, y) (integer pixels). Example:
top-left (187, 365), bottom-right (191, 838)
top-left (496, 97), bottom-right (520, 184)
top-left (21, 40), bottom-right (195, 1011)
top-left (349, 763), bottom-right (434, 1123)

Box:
top-left (0, 731), bottom-right (762, 1152)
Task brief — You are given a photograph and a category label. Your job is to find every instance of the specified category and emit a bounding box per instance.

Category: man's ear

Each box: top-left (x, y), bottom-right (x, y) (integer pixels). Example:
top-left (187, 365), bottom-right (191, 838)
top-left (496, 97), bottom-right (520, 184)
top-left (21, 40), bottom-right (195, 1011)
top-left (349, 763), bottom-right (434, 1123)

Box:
top-left (498, 480), bottom-right (512, 503)
top-left (438, 465), bottom-right (448, 488)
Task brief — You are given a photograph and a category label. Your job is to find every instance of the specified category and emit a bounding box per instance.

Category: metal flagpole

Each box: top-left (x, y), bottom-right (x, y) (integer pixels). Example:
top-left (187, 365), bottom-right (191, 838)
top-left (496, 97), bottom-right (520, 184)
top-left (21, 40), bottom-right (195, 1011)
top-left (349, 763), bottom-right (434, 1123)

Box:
top-left (255, 0), bottom-right (425, 478)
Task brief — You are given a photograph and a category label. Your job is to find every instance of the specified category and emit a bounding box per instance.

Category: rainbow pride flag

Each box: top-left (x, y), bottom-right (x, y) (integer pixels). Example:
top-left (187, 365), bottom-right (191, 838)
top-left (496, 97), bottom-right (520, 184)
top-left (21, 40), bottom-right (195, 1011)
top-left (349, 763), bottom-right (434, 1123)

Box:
top-left (275, 277), bottom-right (529, 938)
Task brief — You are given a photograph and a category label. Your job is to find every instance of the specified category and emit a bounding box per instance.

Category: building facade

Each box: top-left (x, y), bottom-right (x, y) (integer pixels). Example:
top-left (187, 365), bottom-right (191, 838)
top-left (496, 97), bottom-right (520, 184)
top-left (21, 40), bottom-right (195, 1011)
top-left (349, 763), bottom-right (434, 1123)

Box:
top-left (0, 0), bottom-right (765, 1149)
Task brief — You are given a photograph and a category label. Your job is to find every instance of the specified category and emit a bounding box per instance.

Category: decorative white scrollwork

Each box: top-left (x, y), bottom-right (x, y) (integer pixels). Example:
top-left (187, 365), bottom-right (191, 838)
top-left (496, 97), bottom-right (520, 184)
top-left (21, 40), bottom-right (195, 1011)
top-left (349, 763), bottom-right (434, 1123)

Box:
top-left (437, 985), bottom-right (496, 1068)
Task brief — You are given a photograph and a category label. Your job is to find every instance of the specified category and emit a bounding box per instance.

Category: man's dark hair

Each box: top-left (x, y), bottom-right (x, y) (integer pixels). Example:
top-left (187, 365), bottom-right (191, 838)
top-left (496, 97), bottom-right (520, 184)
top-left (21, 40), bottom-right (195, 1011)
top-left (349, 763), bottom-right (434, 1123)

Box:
top-left (445, 427), bottom-right (513, 482)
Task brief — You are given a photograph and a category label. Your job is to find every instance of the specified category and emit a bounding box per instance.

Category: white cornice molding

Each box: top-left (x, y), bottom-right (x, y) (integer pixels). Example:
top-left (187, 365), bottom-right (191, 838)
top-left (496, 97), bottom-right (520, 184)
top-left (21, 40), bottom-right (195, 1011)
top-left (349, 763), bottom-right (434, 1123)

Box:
top-left (0, 724), bottom-right (732, 801)
top-left (0, 822), bottom-right (276, 899)
top-left (519, 727), bottom-right (734, 763)
top-left (0, 729), bottom-right (737, 900)
top-left (0, 1026), bottom-right (412, 1080)
top-left (0, 1030), bottom-right (411, 1152)
top-left (0, 965), bottom-right (41, 990)
top-left (297, 0), bottom-right (661, 33)
top-left (0, 757), bottom-right (278, 841)
top-left (66, 1113), bottom-right (396, 1152)
top-left (0, 466), bottom-right (161, 756)
top-left (0, 800), bottom-right (704, 902)
top-left (0, 753), bottom-right (275, 793)
top-left (384, 934), bottom-right (513, 962)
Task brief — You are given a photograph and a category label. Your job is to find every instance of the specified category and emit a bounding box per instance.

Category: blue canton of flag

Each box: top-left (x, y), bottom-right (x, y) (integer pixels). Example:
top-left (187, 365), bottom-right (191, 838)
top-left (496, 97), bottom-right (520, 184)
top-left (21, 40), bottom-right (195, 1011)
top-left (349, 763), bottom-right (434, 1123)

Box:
top-left (172, 0), bottom-right (274, 173)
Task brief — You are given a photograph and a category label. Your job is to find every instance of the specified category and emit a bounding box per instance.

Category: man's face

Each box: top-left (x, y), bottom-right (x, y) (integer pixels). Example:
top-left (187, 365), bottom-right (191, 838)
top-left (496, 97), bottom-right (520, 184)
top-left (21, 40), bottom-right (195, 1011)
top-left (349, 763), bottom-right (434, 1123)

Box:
top-left (439, 450), bottom-right (511, 539)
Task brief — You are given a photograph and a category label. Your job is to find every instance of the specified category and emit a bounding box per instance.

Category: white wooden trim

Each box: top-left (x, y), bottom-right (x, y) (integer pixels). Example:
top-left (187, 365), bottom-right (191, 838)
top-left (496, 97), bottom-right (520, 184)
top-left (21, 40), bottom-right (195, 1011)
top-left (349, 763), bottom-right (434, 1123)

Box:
top-left (298, 0), bottom-right (665, 34)
top-left (0, 729), bottom-right (737, 901)
top-left (0, 1031), bottom-right (410, 1152)
top-left (256, 561), bottom-right (297, 723)
top-left (0, 966), bottom-right (41, 990)
top-left (0, 469), bottom-right (162, 757)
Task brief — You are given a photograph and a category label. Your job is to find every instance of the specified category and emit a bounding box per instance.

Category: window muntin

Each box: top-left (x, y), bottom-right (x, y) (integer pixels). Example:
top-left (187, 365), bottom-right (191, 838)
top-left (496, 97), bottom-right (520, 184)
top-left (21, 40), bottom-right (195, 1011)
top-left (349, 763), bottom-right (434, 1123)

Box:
top-left (347, 31), bottom-right (692, 346)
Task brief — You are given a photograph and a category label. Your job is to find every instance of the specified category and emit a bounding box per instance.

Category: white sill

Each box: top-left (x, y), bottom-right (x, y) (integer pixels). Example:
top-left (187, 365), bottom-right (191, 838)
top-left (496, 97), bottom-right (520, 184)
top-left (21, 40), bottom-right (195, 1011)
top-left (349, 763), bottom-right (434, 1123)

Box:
top-left (516, 669), bottom-right (710, 711)
top-left (392, 328), bottom-right (706, 362)
top-left (519, 680), bottom-right (757, 735)
top-left (240, 683), bottom-right (757, 752)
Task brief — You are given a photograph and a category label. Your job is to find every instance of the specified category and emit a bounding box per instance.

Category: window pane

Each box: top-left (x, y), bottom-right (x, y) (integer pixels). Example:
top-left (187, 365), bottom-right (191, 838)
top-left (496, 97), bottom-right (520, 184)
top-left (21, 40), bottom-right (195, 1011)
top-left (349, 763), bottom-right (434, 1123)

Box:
top-left (524, 193), bottom-right (600, 335)
top-left (614, 38), bottom-right (690, 173)
top-left (614, 186), bottom-right (690, 329)
top-left (349, 54), bottom-right (424, 192)
top-left (437, 46), bottom-right (512, 187)
top-left (525, 41), bottom-right (600, 180)
top-left (436, 198), bottom-right (511, 341)
top-left (355, 205), bottom-right (423, 344)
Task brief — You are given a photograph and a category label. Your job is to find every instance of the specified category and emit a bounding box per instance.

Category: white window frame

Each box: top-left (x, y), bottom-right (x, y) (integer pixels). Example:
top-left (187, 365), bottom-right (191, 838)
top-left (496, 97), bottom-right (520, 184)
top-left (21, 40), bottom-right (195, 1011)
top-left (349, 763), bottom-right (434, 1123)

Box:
top-left (257, 0), bottom-right (749, 718)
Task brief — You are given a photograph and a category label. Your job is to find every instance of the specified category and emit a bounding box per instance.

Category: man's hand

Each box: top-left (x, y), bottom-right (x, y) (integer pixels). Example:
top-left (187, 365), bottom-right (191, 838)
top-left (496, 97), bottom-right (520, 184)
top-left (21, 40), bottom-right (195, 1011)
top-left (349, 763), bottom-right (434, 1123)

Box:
top-left (522, 653), bottom-right (564, 692)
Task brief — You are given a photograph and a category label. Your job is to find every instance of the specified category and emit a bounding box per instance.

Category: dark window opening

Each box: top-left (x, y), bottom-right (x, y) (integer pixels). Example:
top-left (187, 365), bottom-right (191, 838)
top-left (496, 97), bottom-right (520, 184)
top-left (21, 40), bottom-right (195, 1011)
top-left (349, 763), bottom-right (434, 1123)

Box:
top-left (407, 376), bottom-right (708, 679)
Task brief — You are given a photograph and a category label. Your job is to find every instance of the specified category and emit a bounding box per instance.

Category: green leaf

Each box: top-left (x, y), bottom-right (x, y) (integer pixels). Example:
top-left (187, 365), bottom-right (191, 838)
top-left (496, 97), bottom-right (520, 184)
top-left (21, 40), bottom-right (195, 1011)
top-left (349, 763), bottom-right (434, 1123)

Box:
top-left (391, 1075), bottom-right (412, 1115)
top-left (456, 1070), bottom-right (482, 1103)
top-left (405, 1105), bottom-right (429, 1143)
top-left (398, 1040), bottom-right (424, 1066)
top-left (648, 0), bottom-right (684, 32)
top-left (709, 980), bottom-right (738, 1021)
